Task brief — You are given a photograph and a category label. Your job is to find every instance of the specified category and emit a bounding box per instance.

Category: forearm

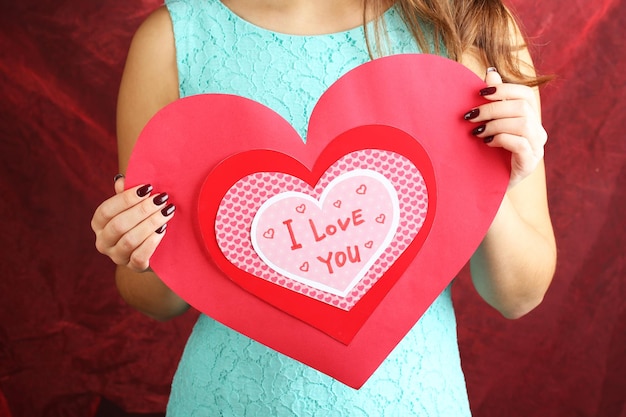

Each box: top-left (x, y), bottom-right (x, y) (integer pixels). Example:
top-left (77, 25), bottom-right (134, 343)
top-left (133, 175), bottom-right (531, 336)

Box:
top-left (470, 194), bottom-right (556, 319)
top-left (115, 266), bottom-right (190, 321)
top-left (111, 7), bottom-right (185, 322)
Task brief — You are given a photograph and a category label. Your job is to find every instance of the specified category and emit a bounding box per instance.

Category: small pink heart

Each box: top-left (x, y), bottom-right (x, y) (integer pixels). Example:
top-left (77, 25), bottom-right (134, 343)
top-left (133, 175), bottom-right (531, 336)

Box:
top-left (247, 169), bottom-right (404, 298)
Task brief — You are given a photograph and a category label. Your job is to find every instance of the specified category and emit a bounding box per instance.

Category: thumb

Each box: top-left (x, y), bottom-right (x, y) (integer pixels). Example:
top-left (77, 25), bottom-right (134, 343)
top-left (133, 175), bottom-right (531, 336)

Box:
top-left (485, 66), bottom-right (503, 85)
top-left (113, 173), bottom-right (125, 194)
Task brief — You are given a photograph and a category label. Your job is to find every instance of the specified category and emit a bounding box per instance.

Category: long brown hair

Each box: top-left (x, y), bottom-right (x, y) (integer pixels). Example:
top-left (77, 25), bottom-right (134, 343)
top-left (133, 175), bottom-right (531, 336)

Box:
top-left (366, 0), bottom-right (550, 86)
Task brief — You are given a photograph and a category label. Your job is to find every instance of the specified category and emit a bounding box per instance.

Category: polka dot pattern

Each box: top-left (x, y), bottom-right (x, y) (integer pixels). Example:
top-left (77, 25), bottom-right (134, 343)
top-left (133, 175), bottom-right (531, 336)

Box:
top-left (215, 149), bottom-right (428, 310)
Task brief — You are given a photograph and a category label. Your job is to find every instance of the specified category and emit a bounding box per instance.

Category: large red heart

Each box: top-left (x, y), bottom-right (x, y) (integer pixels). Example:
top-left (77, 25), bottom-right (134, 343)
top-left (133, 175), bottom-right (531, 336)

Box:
top-left (125, 54), bottom-right (510, 388)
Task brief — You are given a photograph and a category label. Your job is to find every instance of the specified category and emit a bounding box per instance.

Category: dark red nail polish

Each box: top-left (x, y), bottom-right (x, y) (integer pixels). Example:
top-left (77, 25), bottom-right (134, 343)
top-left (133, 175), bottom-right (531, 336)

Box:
top-left (464, 108), bottom-right (480, 120)
top-left (161, 204), bottom-right (176, 217)
top-left (472, 125), bottom-right (486, 135)
top-left (483, 135), bottom-right (494, 144)
top-left (114, 173), bottom-right (125, 183)
top-left (136, 184), bottom-right (153, 197)
top-left (155, 224), bottom-right (167, 234)
top-left (153, 193), bottom-right (169, 206)
top-left (479, 86), bottom-right (497, 96)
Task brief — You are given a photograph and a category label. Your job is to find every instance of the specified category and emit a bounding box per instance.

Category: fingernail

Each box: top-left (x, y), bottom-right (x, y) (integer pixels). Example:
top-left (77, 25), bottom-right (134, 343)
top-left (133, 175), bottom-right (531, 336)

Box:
top-left (155, 224), bottom-right (167, 234)
top-left (153, 193), bottom-right (169, 206)
top-left (472, 125), bottom-right (486, 135)
top-left (486, 67), bottom-right (498, 74)
top-left (483, 135), bottom-right (494, 143)
top-left (161, 204), bottom-right (176, 217)
top-left (136, 184), bottom-right (153, 197)
top-left (480, 86), bottom-right (497, 96)
top-left (464, 108), bottom-right (480, 120)
top-left (114, 173), bottom-right (125, 183)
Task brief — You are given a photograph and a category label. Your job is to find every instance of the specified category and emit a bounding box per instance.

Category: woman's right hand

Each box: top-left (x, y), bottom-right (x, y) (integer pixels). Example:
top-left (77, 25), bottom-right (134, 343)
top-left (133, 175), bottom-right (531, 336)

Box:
top-left (91, 175), bottom-right (176, 272)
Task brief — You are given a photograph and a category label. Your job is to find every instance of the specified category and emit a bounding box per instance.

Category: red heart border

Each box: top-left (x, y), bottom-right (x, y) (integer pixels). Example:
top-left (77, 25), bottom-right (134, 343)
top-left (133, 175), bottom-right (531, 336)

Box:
top-left (126, 54), bottom-right (510, 388)
top-left (197, 125), bottom-right (437, 345)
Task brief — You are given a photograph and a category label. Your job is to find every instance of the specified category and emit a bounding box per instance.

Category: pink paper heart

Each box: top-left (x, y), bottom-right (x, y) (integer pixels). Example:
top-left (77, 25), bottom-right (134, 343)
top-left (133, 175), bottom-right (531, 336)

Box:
top-left (125, 54), bottom-right (510, 388)
top-left (211, 150), bottom-right (428, 309)
top-left (250, 170), bottom-right (400, 297)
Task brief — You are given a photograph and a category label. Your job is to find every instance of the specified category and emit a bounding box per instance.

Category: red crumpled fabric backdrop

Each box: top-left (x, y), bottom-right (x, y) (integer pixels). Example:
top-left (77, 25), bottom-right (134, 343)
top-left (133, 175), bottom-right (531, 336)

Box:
top-left (1, 0), bottom-right (624, 416)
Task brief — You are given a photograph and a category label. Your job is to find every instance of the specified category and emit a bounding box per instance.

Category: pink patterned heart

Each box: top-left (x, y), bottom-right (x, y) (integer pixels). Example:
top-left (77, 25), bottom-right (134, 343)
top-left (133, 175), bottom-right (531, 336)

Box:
top-left (215, 150), bottom-right (428, 310)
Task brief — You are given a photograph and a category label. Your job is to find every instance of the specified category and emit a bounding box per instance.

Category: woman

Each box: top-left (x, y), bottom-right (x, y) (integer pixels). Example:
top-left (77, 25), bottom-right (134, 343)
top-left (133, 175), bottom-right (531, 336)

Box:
top-left (92, 0), bottom-right (556, 414)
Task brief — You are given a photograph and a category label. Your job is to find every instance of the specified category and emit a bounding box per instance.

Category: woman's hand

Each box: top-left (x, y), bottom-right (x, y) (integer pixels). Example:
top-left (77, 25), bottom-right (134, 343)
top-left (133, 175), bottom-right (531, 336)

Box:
top-left (91, 175), bottom-right (176, 272)
top-left (464, 68), bottom-right (548, 189)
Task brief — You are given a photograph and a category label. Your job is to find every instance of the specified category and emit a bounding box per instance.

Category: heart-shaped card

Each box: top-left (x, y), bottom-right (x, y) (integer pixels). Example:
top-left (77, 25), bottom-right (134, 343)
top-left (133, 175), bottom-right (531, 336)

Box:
top-left (198, 125), bottom-right (436, 345)
top-left (125, 54), bottom-right (510, 388)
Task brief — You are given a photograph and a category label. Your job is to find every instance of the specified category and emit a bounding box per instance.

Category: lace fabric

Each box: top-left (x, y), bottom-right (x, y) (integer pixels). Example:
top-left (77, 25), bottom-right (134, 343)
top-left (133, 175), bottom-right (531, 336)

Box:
top-left (164, 0), bottom-right (471, 414)
top-left (169, 0), bottom-right (422, 141)
top-left (169, 287), bottom-right (470, 416)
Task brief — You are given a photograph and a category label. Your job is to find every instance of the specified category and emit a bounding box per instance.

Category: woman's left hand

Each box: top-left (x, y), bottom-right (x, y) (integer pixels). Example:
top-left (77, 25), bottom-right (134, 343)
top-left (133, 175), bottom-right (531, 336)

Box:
top-left (463, 68), bottom-right (548, 189)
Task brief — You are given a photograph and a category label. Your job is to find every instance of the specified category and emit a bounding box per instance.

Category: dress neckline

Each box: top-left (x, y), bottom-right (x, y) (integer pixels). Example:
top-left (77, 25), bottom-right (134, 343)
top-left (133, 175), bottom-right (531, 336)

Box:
top-left (217, 0), bottom-right (396, 38)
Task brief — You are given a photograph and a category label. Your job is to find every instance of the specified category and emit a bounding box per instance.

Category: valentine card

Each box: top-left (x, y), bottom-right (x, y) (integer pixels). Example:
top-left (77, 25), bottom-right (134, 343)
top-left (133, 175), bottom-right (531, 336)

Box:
top-left (125, 54), bottom-right (510, 388)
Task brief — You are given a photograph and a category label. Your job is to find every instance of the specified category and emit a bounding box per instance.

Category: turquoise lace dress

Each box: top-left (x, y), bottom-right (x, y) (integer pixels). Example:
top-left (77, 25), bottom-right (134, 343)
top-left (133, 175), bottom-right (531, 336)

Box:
top-left (164, 0), bottom-right (472, 415)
